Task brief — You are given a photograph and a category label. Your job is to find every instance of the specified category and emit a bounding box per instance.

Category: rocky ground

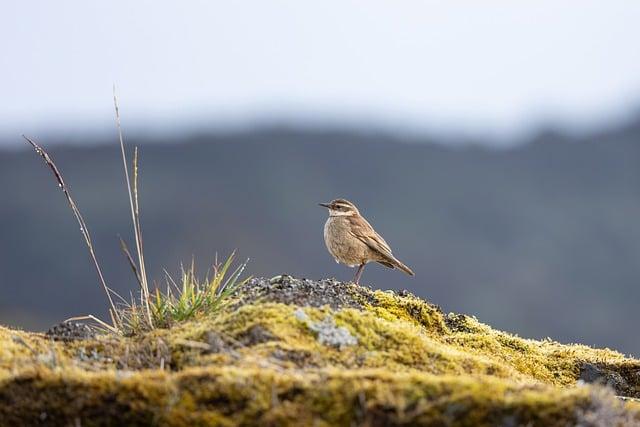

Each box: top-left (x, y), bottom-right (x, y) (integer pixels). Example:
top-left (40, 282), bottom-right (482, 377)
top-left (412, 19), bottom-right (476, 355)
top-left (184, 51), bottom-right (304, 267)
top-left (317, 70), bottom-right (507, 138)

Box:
top-left (1, 276), bottom-right (640, 426)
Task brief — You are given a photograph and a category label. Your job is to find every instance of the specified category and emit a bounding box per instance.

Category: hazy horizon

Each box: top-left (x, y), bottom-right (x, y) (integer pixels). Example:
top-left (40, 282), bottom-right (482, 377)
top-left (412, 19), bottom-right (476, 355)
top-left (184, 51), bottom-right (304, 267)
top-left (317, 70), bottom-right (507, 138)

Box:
top-left (3, 108), bottom-right (640, 153)
top-left (3, 1), bottom-right (640, 146)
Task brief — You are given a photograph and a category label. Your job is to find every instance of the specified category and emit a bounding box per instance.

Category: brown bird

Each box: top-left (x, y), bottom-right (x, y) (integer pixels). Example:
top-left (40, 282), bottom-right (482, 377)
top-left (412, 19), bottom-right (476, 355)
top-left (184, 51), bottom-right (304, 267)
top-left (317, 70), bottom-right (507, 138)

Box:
top-left (319, 198), bottom-right (415, 284)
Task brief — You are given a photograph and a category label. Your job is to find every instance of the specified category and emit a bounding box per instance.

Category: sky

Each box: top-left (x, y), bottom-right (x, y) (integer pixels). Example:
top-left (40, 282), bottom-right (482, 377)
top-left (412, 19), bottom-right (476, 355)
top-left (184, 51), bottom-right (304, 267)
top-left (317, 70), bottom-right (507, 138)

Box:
top-left (2, 1), bottom-right (640, 146)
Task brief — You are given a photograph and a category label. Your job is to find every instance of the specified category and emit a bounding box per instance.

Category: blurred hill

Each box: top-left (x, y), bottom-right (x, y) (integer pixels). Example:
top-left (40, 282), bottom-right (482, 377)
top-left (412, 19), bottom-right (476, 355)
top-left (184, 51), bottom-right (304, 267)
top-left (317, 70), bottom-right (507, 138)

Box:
top-left (1, 119), bottom-right (640, 354)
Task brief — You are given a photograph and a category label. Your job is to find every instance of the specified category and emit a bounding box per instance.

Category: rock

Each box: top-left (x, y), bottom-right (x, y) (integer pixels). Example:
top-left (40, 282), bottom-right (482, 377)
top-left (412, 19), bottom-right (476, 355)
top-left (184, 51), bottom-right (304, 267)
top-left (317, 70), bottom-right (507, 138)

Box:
top-left (580, 362), bottom-right (630, 394)
top-left (45, 321), bottom-right (95, 341)
top-left (231, 275), bottom-right (376, 310)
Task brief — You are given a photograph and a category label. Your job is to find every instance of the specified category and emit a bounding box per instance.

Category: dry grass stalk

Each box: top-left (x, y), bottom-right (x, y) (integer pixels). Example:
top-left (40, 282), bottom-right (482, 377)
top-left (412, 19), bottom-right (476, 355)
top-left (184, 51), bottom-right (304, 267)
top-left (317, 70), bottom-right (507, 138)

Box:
top-left (21, 135), bottom-right (121, 328)
top-left (119, 236), bottom-right (142, 287)
top-left (113, 88), bottom-right (153, 327)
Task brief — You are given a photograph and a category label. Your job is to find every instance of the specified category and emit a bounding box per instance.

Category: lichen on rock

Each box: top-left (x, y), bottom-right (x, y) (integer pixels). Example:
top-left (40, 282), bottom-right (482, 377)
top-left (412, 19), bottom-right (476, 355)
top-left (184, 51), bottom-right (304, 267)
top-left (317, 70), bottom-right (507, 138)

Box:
top-left (294, 308), bottom-right (358, 349)
top-left (1, 276), bottom-right (640, 426)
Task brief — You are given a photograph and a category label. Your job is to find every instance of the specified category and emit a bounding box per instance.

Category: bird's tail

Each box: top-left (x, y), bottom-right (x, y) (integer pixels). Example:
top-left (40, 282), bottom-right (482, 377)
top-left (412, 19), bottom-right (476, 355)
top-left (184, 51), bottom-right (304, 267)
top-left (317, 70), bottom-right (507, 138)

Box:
top-left (391, 256), bottom-right (415, 276)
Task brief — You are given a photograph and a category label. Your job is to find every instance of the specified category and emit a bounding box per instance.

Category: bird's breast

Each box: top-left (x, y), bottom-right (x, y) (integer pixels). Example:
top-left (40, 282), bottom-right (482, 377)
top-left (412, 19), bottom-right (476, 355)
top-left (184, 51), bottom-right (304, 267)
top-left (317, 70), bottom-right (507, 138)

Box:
top-left (323, 217), bottom-right (368, 265)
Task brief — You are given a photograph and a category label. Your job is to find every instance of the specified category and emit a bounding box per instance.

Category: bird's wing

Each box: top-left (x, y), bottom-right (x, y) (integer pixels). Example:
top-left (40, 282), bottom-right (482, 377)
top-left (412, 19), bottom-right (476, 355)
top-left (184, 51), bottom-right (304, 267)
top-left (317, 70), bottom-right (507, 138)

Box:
top-left (348, 216), bottom-right (394, 259)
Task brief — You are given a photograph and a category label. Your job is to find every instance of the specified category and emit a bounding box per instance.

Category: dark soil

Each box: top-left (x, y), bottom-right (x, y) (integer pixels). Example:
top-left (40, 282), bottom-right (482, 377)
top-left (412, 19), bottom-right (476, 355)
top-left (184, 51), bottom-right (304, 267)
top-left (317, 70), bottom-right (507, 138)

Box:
top-left (270, 348), bottom-right (319, 368)
top-left (231, 275), bottom-right (377, 310)
top-left (237, 325), bottom-right (277, 346)
top-left (445, 313), bottom-right (477, 333)
top-left (203, 331), bottom-right (232, 354)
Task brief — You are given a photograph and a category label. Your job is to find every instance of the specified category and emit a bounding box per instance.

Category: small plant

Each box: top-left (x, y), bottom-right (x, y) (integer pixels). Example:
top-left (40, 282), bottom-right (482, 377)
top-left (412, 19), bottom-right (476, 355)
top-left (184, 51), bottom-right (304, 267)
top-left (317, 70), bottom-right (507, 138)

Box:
top-left (122, 254), bottom-right (249, 334)
top-left (23, 90), bottom-right (248, 334)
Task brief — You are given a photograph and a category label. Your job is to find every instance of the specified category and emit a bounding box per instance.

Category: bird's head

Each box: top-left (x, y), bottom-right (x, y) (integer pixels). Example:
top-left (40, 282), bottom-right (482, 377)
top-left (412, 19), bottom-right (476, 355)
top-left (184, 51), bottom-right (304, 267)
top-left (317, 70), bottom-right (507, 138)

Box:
top-left (318, 198), bottom-right (360, 217)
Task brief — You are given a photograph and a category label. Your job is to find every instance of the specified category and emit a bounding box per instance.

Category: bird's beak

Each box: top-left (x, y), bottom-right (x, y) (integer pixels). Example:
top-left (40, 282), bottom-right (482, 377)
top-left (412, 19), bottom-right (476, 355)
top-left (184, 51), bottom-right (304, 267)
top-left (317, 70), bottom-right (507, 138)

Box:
top-left (318, 203), bottom-right (330, 208)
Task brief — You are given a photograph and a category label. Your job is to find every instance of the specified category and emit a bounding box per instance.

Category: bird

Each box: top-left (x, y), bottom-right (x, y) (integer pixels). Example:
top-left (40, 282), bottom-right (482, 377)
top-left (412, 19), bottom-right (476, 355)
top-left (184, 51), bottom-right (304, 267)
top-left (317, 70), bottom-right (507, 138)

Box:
top-left (319, 198), bottom-right (415, 284)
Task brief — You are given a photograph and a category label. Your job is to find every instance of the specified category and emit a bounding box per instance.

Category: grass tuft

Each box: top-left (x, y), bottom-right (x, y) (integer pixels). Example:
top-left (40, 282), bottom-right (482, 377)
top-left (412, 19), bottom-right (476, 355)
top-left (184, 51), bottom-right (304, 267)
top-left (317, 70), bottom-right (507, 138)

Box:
top-left (120, 254), bottom-right (250, 334)
top-left (22, 91), bottom-right (250, 335)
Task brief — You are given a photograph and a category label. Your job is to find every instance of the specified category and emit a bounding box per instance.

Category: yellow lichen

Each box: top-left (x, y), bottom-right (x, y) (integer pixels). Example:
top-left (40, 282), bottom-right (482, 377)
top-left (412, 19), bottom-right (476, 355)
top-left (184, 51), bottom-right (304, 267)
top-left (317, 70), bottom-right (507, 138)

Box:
top-left (1, 283), bottom-right (640, 426)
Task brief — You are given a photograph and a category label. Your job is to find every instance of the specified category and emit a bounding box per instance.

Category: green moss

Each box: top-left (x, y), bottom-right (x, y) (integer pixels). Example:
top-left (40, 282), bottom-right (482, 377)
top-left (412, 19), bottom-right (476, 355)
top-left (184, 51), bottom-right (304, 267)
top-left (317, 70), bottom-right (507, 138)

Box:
top-left (2, 282), bottom-right (640, 425)
top-left (367, 290), bottom-right (449, 335)
top-left (1, 367), bottom-right (638, 426)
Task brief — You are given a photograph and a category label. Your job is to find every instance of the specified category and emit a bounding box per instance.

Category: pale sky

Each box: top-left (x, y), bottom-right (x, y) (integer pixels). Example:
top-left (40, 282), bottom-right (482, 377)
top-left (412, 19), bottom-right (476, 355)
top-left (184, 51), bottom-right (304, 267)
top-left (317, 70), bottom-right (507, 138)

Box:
top-left (2, 1), bottom-right (640, 146)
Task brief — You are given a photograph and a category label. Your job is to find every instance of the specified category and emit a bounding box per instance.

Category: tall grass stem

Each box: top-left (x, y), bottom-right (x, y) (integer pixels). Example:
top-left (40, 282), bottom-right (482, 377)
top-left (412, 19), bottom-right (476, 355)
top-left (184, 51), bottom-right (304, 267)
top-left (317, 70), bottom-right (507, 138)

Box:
top-left (21, 135), bottom-right (121, 327)
top-left (113, 87), bottom-right (153, 327)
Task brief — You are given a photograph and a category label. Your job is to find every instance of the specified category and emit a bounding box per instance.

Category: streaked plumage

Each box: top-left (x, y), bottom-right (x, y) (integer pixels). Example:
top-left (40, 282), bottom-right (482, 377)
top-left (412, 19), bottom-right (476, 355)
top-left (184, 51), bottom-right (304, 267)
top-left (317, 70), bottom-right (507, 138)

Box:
top-left (320, 198), bottom-right (414, 284)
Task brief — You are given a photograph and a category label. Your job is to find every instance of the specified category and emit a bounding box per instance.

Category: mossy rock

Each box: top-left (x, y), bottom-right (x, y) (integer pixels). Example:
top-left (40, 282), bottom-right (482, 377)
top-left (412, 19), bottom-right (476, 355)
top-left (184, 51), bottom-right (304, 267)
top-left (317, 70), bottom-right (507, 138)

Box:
top-left (1, 275), bottom-right (639, 426)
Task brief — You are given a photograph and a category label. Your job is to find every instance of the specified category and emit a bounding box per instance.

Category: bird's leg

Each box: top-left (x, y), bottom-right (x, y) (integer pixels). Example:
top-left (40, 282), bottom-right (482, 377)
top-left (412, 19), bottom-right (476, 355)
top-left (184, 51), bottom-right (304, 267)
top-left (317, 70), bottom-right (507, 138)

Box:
top-left (353, 263), bottom-right (365, 284)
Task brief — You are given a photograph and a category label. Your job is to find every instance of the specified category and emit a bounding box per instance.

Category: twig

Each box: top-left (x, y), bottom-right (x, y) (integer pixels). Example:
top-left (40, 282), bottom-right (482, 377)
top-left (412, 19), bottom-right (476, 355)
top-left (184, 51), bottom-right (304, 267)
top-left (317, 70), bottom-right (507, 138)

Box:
top-left (22, 135), bottom-right (121, 328)
top-left (65, 315), bottom-right (119, 334)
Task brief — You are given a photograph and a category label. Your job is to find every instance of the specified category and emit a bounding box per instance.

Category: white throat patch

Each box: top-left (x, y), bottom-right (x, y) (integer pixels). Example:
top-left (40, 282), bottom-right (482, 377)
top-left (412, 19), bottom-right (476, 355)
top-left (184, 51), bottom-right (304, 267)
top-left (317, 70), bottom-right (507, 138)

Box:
top-left (329, 210), bottom-right (355, 217)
